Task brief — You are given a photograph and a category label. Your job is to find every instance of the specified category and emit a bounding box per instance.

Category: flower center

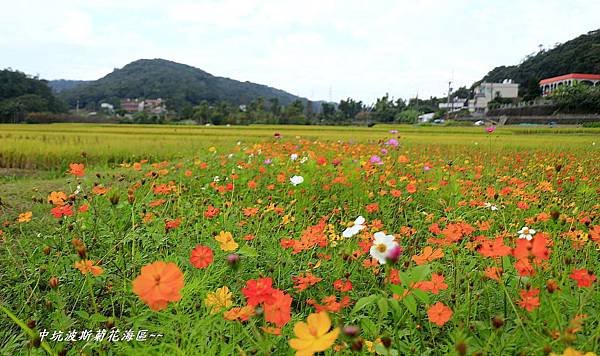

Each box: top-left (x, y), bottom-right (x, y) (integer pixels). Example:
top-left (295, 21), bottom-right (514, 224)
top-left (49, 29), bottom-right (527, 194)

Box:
top-left (377, 243), bottom-right (387, 253)
top-left (154, 274), bottom-right (161, 285)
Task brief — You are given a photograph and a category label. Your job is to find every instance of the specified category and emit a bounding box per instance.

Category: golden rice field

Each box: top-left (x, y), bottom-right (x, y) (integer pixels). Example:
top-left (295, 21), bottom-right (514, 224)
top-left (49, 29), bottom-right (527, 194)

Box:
top-left (0, 123), bottom-right (599, 355)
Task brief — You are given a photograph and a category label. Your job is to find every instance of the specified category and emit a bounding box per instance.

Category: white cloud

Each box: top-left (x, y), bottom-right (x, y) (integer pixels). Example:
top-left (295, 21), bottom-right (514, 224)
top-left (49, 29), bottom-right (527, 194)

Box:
top-left (1, 0), bottom-right (599, 103)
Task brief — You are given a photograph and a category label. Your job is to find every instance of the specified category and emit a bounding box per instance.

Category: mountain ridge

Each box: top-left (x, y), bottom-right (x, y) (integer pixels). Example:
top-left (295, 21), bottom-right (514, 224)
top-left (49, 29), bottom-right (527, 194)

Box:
top-left (54, 58), bottom-right (315, 111)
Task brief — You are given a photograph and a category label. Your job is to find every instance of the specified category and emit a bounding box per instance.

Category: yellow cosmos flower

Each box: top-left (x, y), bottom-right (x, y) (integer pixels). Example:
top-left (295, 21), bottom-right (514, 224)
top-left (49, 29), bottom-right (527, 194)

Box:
top-left (289, 311), bottom-right (339, 356)
top-left (215, 231), bottom-right (238, 251)
top-left (551, 347), bottom-right (596, 356)
top-left (17, 211), bottom-right (32, 223)
top-left (204, 286), bottom-right (233, 314)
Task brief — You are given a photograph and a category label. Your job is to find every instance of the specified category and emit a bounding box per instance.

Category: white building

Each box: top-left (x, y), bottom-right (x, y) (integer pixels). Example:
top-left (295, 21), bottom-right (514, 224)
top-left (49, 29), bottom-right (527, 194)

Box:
top-left (439, 98), bottom-right (467, 112)
top-left (468, 80), bottom-right (519, 114)
top-left (418, 112), bottom-right (435, 123)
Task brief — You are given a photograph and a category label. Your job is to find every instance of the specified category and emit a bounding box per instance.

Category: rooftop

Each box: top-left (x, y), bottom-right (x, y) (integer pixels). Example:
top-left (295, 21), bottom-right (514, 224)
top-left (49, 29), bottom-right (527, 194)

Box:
top-left (539, 73), bottom-right (600, 84)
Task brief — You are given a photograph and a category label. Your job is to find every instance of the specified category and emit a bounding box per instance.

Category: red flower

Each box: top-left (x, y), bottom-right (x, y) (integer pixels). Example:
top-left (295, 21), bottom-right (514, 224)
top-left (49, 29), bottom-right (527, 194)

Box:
top-left (293, 273), bottom-right (323, 292)
top-left (513, 233), bottom-right (550, 261)
top-left (165, 218), bottom-right (182, 231)
top-left (190, 245), bottom-right (214, 269)
top-left (365, 203), bottom-right (379, 213)
top-left (51, 204), bottom-right (73, 218)
top-left (478, 237), bottom-right (512, 258)
top-left (263, 290), bottom-right (292, 327)
top-left (517, 288), bottom-right (540, 312)
top-left (569, 269), bottom-right (597, 288)
top-left (69, 163), bottom-right (85, 177)
top-left (242, 277), bottom-right (276, 306)
top-left (204, 205), bottom-right (220, 219)
top-left (333, 279), bottom-right (353, 293)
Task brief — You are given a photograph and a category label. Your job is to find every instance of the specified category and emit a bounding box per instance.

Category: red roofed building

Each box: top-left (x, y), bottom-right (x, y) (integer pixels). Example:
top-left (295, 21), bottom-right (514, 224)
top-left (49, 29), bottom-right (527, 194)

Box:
top-left (539, 73), bottom-right (600, 96)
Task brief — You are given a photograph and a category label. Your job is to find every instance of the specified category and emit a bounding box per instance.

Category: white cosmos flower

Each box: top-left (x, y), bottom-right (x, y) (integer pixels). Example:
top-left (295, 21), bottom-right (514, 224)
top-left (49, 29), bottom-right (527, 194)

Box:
top-left (290, 153), bottom-right (298, 161)
top-left (369, 232), bottom-right (398, 264)
top-left (342, 216), bottom-right (366, 238)
top-left (484, 202), bottom-right (498, 211)
top-left (517, 226), bottom-right (536, 240)
top-left (290, 175), bottom-right (304, 186)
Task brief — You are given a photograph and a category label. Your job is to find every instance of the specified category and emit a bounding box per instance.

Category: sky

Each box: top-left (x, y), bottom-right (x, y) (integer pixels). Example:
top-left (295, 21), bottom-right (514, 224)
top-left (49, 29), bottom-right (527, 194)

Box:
top-left (1, 0), bottom-right (599, 104)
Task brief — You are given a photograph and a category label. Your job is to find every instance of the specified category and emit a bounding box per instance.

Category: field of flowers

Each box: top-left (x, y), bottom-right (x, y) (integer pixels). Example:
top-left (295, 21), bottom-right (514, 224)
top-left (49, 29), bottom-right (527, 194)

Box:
top-left (1, 124), bottom-right (599, 355)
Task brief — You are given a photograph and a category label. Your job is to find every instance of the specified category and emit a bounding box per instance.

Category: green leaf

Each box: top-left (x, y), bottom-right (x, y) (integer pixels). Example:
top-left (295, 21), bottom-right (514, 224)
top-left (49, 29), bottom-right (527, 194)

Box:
top-left (412, 264), bottom-right (431, 282)
top-left (388, 298), bottom-right (402, 316)
top-left (361, 318), bottom-right (379, 338)
top-left (403, 295), bottom-right (417, 316)
top-left (74, 310), bottom-right (89, 320)
top-left (377, 297), bottom-right (389, 319)
top-left (413, 289), bottom-right (430, 305)
top-left (351, 295), bottom-right (377, 315)
top-left (238, 245), bottom-right (258, 257)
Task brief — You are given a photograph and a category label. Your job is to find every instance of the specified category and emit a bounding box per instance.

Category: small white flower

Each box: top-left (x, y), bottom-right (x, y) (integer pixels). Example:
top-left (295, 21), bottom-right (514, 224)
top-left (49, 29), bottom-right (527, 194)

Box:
top-left (213, 176), bottom-right (220, 182)
top-left (517, 226), bottom-right (536, 240)
top-left (369, 232), bottom-right (398, 264)
top-left (290, 175), bottom-right (304, 186)
top-left (74, 185), bottom-right (82, 195)
top-left (342, 216), bottom-right (366, 238)
top-left (290, 153), bottom-right (298, 161)
top-left (300, 156), bottom-right (309, 164)
top-left (484, 202), bottom-right (498, 211)
top-left (228, 154), bottom-right (234, 159)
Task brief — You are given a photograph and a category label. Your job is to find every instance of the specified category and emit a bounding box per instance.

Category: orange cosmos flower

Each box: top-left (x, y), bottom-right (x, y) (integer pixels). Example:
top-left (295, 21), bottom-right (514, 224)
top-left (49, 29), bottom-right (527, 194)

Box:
top-left (569, 269), bottom-right (597, 288)
top-left (293, 272), bottom-right (323, 292)
top-left (263, 290), bottom-right (292, 327)
top-left (242, 277), bottom-right (276, 306)
top-left (92, 185), bottom-right (109, 195)
top-left (132, 261), bottom-right (184, 311)
top-left (69, 163), bottom-right (85, 177)
top-left (517, 288), bottom-right (540, 312)
top-left (47, 191), bottom-right (67, 206)
top-left (165, 217), bottom-right (181, 231)
top-left (74, 259), bottom-right (103, 276)
top-left (412, 246), bottom-right (444, 265)
top-left (484, 267), bottom-right (503, 281)
top-left (427, 302), bottom-right (453, 326)
top-left (190, 245), bottom-right (213, 269)
top-left (224, 305), bottom-right (256, 322)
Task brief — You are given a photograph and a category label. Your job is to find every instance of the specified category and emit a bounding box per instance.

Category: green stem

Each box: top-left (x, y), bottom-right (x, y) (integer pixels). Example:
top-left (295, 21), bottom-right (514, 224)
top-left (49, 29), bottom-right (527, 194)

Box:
top-left (0, 304), bottom-right (56, 355)
top-left (86, 274), bottom-right (99, 314)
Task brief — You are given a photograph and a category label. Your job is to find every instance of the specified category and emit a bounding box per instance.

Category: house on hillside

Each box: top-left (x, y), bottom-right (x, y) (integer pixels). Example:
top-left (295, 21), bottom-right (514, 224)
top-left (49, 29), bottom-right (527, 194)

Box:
top-left (468, 80), bottom-right (519, 114)
top-left (120, 98), bottom-right (167, 114)
top-left (539, 73), bottom-right (600, 96)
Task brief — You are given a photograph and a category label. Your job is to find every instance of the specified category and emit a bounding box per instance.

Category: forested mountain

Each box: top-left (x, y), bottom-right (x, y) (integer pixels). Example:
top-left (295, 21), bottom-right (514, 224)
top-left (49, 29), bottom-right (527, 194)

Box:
top-left (57, 59), bottom-right (308, 111)
top-left (0, 69), bottom-right (66, 122)
top-left (48, 79), bottom-right (89, 93)
top-left (477, 29), bottom-right (600, 99)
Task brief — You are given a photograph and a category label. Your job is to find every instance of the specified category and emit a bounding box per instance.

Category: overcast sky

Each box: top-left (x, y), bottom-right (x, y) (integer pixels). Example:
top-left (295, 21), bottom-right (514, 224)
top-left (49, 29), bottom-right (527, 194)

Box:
top-left (1, 0), bottom-right (598, 104)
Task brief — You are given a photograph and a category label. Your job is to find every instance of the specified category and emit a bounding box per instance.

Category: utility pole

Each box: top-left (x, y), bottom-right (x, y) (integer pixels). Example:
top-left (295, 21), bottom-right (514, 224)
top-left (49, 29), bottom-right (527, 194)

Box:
top-left (447, 81), bottom-right (452, 118)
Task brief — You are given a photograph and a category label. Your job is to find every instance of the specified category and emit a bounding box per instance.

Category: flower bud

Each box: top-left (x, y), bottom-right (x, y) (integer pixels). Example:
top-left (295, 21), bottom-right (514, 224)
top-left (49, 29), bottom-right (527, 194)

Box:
top-left (227, 254), bottom-right (240, 267)
top-left (342, 325), bottom-right (360, 338)
top-left (49, 277), bottom-right (59, 289)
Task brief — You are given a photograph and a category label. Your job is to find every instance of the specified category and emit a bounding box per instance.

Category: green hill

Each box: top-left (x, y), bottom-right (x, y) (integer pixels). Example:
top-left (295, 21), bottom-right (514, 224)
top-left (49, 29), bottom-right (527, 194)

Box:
top-left (0, 69), bottom-right (66, 122)
top-left (56, 59), bottom-right (308, 112)
top-left (477, 29), bottom-right (600, 99)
